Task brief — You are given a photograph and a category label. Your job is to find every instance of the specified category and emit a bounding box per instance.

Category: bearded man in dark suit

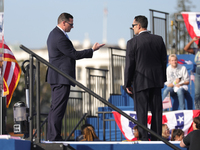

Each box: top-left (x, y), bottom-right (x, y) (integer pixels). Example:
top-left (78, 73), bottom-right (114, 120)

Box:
top-left (124, 15), bottom-right (167, 141)
top-left (46, 12), bottom-right (104, 141)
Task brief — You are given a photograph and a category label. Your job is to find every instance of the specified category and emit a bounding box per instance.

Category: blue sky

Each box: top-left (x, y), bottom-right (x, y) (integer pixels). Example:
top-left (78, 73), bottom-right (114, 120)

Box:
top-left (3, 0), bottom-right (200, 49)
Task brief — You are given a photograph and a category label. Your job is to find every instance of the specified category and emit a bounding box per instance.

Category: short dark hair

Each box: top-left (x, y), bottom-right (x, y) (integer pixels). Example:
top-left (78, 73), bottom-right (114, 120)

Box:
top-left (171, 129), bottom-right (184, 141)
top-left (134, 15), bottom-right (148, 29)
top-left (133, 125), bottom-right (138, 130)
top-left (58, 13), bottom-right (73, 24)
top-left (193, 115), bottom-right (200, 129)
top-left (198, 39), bottom-right (200, 48)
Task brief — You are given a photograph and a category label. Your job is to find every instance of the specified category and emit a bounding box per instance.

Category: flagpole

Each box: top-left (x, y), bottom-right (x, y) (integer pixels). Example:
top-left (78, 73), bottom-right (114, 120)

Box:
top-left (0, 0), bottom-right (6, 135)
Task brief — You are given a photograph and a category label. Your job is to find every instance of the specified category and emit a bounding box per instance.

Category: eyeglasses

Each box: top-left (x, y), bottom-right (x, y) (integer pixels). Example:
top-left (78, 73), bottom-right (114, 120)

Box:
top-left (132, 24), bottom-right (138, 28)
top-left (66, 21), bottom-right (73, 27)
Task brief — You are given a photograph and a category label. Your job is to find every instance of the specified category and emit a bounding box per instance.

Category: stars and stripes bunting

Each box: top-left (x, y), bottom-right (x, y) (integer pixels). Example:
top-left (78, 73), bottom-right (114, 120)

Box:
top-left (0, 42), bottom-right (21, 107)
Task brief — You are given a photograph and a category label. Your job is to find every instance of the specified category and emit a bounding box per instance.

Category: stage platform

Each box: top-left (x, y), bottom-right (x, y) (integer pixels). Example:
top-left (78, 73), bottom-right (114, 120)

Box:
top-left (0, 137), bottom-right (188, 150)
top-left (44, 141), bottom-right (187, 150)
top-left (0, 137), bottom-right (31, 150)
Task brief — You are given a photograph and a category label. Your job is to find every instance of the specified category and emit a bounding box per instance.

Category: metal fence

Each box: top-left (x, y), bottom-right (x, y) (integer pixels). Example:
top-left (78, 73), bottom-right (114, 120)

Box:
top-left (96, 111), bottom-right (124, 141)
top-left (110, 47), bottom-right (126, 95)
top-left (150, 9), bottom-right (169, 49)
top-left (39, 90), bottom-right (87, 141)
top-left (63, 90), bottom-right (86, 140)
top-left (86, 67), bottom-right (108, 116)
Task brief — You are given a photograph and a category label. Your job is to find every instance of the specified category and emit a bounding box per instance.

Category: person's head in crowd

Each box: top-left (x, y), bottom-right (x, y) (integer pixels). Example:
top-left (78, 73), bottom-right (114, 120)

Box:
top-left (193, 115), bottom-right (200, 130)
top-left (162, 124), bottom-right (170, 139)
top-left (80, 124), bottom-right (92, 133)
top-left (81, 124), bottom-right (99, 141)
top-left (76, 124), bottom-right (93, 141)
top-left (133, 125), bottom-right (139, 139)
top-left (171, 129), bottom-right (184, 141)
top-left (168, 54), bottom-right (178, 68)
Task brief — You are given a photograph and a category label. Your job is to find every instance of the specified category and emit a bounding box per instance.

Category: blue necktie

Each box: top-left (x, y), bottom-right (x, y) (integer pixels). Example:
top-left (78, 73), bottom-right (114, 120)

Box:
top-left (66, 34), bottom-right (69, 39)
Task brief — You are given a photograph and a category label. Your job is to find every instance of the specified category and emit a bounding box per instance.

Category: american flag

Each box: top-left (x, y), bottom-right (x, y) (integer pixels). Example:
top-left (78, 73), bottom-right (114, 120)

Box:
top-left (0, 42), bottom-right (21, 107)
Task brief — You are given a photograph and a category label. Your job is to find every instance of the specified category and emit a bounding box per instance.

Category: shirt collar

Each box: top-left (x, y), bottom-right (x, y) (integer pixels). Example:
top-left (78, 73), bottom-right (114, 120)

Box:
top-left (57, 25), bottom-right (66, 35)
top-left (139, 30), bottom-right (149, 34)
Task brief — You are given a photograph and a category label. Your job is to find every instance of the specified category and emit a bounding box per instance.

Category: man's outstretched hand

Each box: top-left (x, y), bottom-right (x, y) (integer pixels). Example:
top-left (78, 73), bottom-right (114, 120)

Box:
top-left (92, 43), bottom-right (105, 51)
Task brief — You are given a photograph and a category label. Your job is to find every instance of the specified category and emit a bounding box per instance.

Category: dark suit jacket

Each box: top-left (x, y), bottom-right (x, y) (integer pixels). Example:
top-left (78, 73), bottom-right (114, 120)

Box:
top-left (47, 26), bottom-right (93, 86)
top-left (124, 31), bottom-right (167, 92)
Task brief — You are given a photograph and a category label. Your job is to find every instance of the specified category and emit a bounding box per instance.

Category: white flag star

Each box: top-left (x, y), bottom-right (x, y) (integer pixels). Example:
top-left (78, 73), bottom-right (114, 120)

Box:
top-left (196, 16), bottom-right (200, 22)
top-left (177, 116), bottom-right (184, 124)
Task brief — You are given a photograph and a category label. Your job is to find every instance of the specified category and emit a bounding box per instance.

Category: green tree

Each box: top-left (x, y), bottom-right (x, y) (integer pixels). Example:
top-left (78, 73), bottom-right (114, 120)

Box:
top-left (176, 0), bottom-right (195, 12)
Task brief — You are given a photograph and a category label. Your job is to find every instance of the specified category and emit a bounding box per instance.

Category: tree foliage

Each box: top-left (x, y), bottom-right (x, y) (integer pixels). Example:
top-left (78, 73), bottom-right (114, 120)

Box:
top-left (176, 0), bottom-right (195, 13)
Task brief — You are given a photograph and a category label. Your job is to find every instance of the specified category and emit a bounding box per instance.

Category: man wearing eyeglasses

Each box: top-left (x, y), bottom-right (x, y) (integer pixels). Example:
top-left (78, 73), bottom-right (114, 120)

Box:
top-left (124, 15), bottom-right (167, 141)
top-left (46, 12), bottom-right (104, 141)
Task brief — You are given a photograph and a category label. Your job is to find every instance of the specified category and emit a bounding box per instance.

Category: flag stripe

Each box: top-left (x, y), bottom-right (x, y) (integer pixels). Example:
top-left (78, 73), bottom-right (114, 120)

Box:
top-left (182, 12), bottom-right (200, 45)
top-left (4, 47), bottom-right (14, 55)
top-left (6, 63), bottom-right (21, 107)
top-left (6, 62), bottom-right (15, 86)
top-left (0, 42), bottom-right (21, 108)
top-left (0, 43), bottom-right (10, 50)
top-left (3, 61), bottom-right (11, 82)
top-left (4, 53), bottom-right (16, 60)
top-left (182, 14), bottom-right (197, 42)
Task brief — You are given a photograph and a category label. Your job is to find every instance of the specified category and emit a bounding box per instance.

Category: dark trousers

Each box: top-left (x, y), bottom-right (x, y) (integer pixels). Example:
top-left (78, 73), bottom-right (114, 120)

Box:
top-left (47, 84), bottom-right (71, 141)
top-left (134, 87), bottom-right (162, 141)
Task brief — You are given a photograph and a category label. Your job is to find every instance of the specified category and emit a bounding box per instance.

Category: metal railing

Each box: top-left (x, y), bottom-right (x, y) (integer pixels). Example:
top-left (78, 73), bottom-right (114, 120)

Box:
top-left (96, 111), bottom-right (123, 141)
top-left (32, 90), bottom-right (86, 141)
top-left (109, 47), bottom-right (126, 94)
top-left (63, 90), bottom-right (87, 140)
top-left (150, 9), bottom-right (169, 49)
top-left (86, 67), bottom-right (108, 115)
top-left (66, 113), bottom-right (88, 141)
top-left (19, 44), bottom-right (180, 150)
